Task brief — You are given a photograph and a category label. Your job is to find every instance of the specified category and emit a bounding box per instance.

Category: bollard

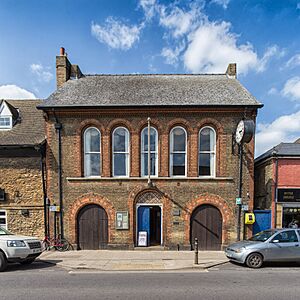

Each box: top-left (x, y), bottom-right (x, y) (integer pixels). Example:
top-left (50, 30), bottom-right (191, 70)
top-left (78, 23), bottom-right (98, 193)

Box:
top-left (194, 238), bottom-right (198, 264)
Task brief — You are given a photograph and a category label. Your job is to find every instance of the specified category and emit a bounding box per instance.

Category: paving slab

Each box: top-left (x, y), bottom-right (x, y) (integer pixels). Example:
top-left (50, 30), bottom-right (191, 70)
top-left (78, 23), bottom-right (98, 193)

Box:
top-left (40, 250), bottom-right (228, 271)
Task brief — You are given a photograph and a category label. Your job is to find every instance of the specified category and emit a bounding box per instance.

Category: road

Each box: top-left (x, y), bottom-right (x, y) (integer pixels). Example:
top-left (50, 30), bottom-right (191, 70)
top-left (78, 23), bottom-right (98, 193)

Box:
top-left (1, 261), bottom-right (300, 300)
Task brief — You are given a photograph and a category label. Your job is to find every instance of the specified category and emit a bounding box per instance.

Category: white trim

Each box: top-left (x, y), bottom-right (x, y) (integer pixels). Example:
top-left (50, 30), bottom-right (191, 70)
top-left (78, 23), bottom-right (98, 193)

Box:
top-left (169, 126), bottom-right (187, 177)
top-left (112, 127), bottom-right (130, 177)
top-left (141, 126), bottom-right (158, 177)
top-left (0, 209), bottom-right (7, 230)
top-left (136, 203), bottom-right (163, 246)
top-left (198, 126), bottom-right (216, 178)
top-left (83, 127), bottom-right (101, 177)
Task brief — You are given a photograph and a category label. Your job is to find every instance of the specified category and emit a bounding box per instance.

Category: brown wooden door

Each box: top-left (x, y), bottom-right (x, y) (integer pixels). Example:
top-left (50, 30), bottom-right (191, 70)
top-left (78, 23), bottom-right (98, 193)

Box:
top-left (190, 205), bottom-right (222, 250)
top-left (77, 204), bottom-right (108, 250)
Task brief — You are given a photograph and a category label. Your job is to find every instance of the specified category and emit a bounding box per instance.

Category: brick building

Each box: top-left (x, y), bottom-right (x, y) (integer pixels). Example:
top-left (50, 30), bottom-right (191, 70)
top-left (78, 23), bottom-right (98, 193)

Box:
top-left (38, 48), bottom-right (262, 250)
top-left (255, 140), bottom-right (300, 229)
top-left (0, 99), bottom-right (46, 238)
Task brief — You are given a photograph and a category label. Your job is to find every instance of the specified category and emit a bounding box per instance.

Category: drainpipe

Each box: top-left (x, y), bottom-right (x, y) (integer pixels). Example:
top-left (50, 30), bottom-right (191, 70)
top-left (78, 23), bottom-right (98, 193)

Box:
top-left (53, 110), bottom-right (64, 238)
top-left (237, 143), bottom-right (243, 241)
top-left (273, 150), bottom-right (278, 228)
top-left (40, 145), bottom-right (48, 238)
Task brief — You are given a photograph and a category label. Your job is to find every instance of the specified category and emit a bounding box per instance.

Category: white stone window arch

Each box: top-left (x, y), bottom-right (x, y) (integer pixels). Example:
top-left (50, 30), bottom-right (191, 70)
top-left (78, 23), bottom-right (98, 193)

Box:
top-left (84, 127), bottom-right (101, 177)
top-left (199, 126), bottom-right (216, 177)
top-left (170, 126), bottom-right (187, 177)
top-left (113, 127), bottom-right (130, 177)
top-left (141, 126), bottom-right (158, 177)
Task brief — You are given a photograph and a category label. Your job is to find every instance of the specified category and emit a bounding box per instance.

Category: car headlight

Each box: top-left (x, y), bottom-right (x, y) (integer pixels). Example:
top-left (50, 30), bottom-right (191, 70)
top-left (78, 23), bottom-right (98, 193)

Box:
top-left (234, 247), bottom-right (246, 253)
top-left (7, 240), bottom-right (26, 247)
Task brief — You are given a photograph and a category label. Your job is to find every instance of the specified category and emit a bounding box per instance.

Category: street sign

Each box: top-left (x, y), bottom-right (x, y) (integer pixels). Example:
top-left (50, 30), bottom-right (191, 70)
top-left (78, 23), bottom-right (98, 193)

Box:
top-left (49, 205), bottom-right (60, 212)
top-left (236, 197), bottom-right (242, 205)
top-left (242, 204), bottom-right (249, 211)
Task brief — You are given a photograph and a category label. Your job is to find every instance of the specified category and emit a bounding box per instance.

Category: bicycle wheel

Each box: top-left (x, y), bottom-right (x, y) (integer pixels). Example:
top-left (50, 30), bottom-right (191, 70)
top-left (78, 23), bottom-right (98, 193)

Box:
top-left (42, 240), bottom-right (51, 251)
top-left (55, 238), bottom-right (70, 252)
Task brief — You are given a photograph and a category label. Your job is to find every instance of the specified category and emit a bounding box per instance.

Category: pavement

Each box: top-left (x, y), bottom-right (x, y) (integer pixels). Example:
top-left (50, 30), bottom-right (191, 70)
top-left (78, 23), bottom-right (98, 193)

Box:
top-left (39, 249), bottom-right (228, 271)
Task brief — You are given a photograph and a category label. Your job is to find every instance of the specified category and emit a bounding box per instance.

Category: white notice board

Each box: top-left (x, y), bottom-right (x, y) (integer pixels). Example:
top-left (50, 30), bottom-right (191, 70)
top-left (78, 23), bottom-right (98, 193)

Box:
top-left (138, 231), bottom-right (148, 247)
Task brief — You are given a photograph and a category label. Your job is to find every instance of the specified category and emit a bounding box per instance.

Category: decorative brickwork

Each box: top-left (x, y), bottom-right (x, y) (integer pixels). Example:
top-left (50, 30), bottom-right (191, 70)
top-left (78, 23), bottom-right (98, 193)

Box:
top-left (68, 192), bottom-right (115, 245)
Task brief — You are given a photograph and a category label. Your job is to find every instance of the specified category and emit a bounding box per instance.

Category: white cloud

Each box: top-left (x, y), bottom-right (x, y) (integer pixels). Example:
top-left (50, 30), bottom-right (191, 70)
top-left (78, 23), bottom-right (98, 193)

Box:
top-left (282, 77), bottom-right (300, 101)
top-left (91, 18), bottom-right (142, 50)
top-left (139, 0), bottom-right (157, 20)
top-left (30, 63), bottom-right (53, 83)
top-left (257, 45), bottom-right (284, 72)
top-left (211, 0), bottom-right (230, 9)
top-left (0, 85), bottom-right (36, 99)
top-left (268, 87), bottom-right (278, 95)
top-left (286, 53), bottom-right (300, 68)
top-left (161, 43), bottom-right (185, 65)
top-left (256, 110), bottom-right (300, 156)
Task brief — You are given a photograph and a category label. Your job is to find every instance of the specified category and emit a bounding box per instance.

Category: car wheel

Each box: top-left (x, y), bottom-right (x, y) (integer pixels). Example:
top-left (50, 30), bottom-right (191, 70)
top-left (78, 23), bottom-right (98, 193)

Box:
top-left (0, 252), bottom-right (8, 272)
top-left (246, 253), bottom-right (263, 268)
top-left (20, 258), bottom-right (35, 265)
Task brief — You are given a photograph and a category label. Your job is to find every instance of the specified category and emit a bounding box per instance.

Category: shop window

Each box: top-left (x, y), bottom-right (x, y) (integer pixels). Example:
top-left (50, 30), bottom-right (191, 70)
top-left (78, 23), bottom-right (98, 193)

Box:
top-left (84, 127), bottom-right (101, 177)
top-left (141, 127), bottom-right (158, 177)
top-left (170, 126), bottom-right (186, 177)
top-left (199, 127), bottom-right (216, 177)
top-left (0, 210), bottom-right (7, 230)
top-left (113, 127), bottom-right (130, 177)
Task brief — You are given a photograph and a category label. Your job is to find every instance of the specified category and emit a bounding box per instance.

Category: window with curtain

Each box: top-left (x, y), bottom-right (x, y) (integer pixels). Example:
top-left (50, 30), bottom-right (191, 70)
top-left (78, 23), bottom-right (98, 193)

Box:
top-left (141, 127), bottom-right (158, 177)
top-left (170, 126), bottom-right (186, 176)
top-left (113, 127), bottom-right (130, 177)
top-left (199, 127), bottom-right (216, 177)
top-left (84, 127), bottom-right (101, 177)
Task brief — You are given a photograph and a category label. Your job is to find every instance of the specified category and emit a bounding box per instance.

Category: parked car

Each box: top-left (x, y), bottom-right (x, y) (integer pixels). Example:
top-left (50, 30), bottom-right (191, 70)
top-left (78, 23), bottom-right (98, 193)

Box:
top-left (225, 228), bottom-right (300, 268)
top-left (0, 227), bottom-right (42, 272)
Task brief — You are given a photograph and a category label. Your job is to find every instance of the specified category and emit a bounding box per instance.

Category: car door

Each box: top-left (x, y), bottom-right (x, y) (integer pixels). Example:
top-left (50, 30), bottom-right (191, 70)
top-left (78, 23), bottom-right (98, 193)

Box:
top-left (266, 230), bottom-right (299, 261)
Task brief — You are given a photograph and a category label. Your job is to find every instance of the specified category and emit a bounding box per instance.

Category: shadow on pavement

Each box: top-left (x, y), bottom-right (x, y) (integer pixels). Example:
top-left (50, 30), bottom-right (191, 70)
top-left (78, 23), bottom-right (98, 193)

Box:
top-left (227, 260), bottom-right (300, 269)
top-left (4, 259), bottom-right (62, 272)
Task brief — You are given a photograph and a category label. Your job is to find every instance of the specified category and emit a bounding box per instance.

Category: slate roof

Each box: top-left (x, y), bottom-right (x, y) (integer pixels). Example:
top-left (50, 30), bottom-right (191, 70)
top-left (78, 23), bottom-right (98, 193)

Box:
top-left (0, 100), bottom-right (45, 147)
top-left (255, 142), bottom-right (300, 164)
top-left (38, 74), bottom-right (262, 109)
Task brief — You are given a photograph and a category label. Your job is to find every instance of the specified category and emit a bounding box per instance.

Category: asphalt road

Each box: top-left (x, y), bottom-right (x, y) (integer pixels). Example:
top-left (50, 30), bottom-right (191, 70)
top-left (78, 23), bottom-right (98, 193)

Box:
top-left (1, 261), bottom-right (300, 300)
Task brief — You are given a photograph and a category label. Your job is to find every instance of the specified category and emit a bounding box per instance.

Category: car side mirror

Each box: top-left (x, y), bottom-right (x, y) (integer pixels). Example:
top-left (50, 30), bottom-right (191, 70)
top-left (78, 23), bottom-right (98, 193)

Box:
top-left (272, 239), bottom-right (280, 243)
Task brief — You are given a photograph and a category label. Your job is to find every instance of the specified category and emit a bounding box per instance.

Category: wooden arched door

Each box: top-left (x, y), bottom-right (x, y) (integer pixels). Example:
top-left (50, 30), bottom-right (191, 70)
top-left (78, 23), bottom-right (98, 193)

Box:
top-left (190, 204), bottom-right (222, 250)
top-left (77, 204), bottom-right (108, 250)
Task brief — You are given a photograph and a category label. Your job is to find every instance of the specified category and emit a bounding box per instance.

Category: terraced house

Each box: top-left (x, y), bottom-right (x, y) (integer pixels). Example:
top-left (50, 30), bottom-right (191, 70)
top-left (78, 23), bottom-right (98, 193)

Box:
top-left (38, 48), bottom-right (262, 250)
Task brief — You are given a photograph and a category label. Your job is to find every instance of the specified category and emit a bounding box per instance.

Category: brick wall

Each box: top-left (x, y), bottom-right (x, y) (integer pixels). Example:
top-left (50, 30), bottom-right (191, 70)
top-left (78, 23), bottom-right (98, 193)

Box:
top-left (278, 159), bottom-right (300, 187)
top-left (45, 108), bottom-right (256, 248)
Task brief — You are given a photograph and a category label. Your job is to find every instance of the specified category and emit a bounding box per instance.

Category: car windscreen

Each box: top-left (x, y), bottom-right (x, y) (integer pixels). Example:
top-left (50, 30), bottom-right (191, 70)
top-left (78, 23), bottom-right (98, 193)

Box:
top-left (248, 230), bottom-right (277, 242)
top-left (0, 227), bottom-right (13, 235)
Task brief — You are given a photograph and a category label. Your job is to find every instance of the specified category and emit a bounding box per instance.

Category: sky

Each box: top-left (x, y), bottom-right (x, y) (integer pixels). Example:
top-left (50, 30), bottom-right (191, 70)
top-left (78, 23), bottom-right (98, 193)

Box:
top-left (0, 0), bottom-right (300, 156)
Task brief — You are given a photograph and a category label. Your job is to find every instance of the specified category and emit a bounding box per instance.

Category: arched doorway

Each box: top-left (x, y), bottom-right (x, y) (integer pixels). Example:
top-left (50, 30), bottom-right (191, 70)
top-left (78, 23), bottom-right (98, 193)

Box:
top-left (190, 204), bottom-right (222, 250)
top-left (77, 204), bottom-right (108, 250)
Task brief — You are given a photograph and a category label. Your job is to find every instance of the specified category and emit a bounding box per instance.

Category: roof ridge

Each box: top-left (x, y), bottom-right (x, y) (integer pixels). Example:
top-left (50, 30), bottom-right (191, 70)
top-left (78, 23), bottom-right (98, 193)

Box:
top-left (84, 73), bottom-right (227, 77)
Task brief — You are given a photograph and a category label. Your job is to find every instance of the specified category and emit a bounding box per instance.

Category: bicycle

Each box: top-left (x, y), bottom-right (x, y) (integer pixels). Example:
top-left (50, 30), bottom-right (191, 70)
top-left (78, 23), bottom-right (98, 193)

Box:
top-left (42, 235), bottom-right (71, 252)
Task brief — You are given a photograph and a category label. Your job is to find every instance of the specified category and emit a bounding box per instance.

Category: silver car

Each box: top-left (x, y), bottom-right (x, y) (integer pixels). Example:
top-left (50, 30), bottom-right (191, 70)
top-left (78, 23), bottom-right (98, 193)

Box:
top-left (225, 228), bottom-right (300, 268)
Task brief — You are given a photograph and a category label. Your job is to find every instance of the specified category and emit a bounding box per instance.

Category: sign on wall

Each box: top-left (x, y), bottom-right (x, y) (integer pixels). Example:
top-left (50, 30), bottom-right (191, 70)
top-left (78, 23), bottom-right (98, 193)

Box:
top-left (115, 211), bottom-right (129, 230)
top-left (278, 189), bottom-right (300, 203)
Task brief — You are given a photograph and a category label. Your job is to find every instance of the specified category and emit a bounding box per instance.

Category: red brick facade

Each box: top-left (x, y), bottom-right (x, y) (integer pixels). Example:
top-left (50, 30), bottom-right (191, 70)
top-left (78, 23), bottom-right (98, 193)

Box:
top-left (45, 108), bottom-right (256, 249)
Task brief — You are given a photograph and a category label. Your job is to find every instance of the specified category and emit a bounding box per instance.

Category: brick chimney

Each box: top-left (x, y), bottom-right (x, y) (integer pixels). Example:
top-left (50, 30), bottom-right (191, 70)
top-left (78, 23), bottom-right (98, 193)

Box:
top-left (56, 47), bottom-right (83, 88)
top-left (225, 63), bottom-right (237, 78)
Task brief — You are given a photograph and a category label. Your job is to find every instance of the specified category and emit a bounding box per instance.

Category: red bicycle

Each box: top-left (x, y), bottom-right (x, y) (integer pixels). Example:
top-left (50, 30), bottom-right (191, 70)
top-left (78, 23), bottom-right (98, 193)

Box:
top-left (42, 235), bottom-right (71, 252)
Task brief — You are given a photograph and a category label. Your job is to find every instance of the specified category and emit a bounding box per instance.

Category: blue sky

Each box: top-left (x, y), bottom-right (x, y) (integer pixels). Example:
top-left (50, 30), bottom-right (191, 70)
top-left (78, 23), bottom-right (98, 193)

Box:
top-left (0, 0), bottom-right (300, 155)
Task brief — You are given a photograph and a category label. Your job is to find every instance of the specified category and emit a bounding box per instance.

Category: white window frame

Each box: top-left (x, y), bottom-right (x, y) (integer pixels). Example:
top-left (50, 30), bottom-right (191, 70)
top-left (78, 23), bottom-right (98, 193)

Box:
top-left (0, 210), bottom-right (7, 230)
top-left (0, 116), bottom-right (12, 129)
top-left (141, 127), bottom-right (158, 177)
top-left (112, 127), bottom-right (130, 177)
top-left (84, 127), bottom-right (101, 177)
top-left (198, 126), bottom-right (216, 177)
top-left (169, 126), bottom-right (187, 177)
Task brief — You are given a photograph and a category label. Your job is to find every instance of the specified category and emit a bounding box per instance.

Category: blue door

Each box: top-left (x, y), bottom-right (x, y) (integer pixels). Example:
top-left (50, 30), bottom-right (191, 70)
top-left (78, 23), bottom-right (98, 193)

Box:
top-left (253, 210), bottom-right (271, 234)
top-left (138, 206), bottom-right (150, 245)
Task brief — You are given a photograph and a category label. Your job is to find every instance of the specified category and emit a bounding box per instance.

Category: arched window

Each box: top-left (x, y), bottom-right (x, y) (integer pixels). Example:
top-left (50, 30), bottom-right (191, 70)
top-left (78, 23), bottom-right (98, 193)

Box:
top-left (141, 127), bottom-right (158, 177)
top-left (84, 127), bottom-right (101, 177)
top-left (170, 126), bottom-right (187, 176)
top-left (199, 126), bottom-right (216, 177)
top-left (113, 127), bottom-right (130, 177)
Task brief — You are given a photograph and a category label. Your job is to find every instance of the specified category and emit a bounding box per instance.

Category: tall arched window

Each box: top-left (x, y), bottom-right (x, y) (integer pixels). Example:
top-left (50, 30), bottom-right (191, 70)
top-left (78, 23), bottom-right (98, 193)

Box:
top-left (84, 127), bottom-right (101, 177)
top-left (199, 126), bottom-right (216, 177)
top-left (141, 127), bottom-right (158, 177)
top-left (113, 127), bottom-right (130, 177)
top-left (170, 126), bottom-right (187, 176)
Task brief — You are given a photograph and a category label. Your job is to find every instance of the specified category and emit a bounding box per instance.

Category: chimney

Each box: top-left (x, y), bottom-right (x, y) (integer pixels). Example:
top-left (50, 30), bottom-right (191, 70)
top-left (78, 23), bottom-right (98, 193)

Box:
top-left (226, 63), bottom-right (237, 78)
top-left (56, 47), bottom-right (83, 88)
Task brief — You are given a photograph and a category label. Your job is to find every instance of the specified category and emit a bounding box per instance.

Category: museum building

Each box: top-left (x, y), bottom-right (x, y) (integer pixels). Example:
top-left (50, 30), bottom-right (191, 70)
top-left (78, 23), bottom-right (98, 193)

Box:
top-left (38, 48), bottom-right (262, 250)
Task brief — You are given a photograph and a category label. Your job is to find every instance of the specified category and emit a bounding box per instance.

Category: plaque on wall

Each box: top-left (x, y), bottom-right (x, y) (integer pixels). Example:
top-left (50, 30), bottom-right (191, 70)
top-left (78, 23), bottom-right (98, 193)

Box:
top-left (278, 189), bottom-right (300, 203)
top-left (115, 211), bottom-right (129, 230)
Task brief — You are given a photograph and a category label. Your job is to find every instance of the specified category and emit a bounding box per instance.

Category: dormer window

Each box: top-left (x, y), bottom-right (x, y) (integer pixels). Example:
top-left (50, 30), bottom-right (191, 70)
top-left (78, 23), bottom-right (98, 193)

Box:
top-left (0, 116), bottom-right (12, 129)
top-left (0, 100), bottom-right (18, 130)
